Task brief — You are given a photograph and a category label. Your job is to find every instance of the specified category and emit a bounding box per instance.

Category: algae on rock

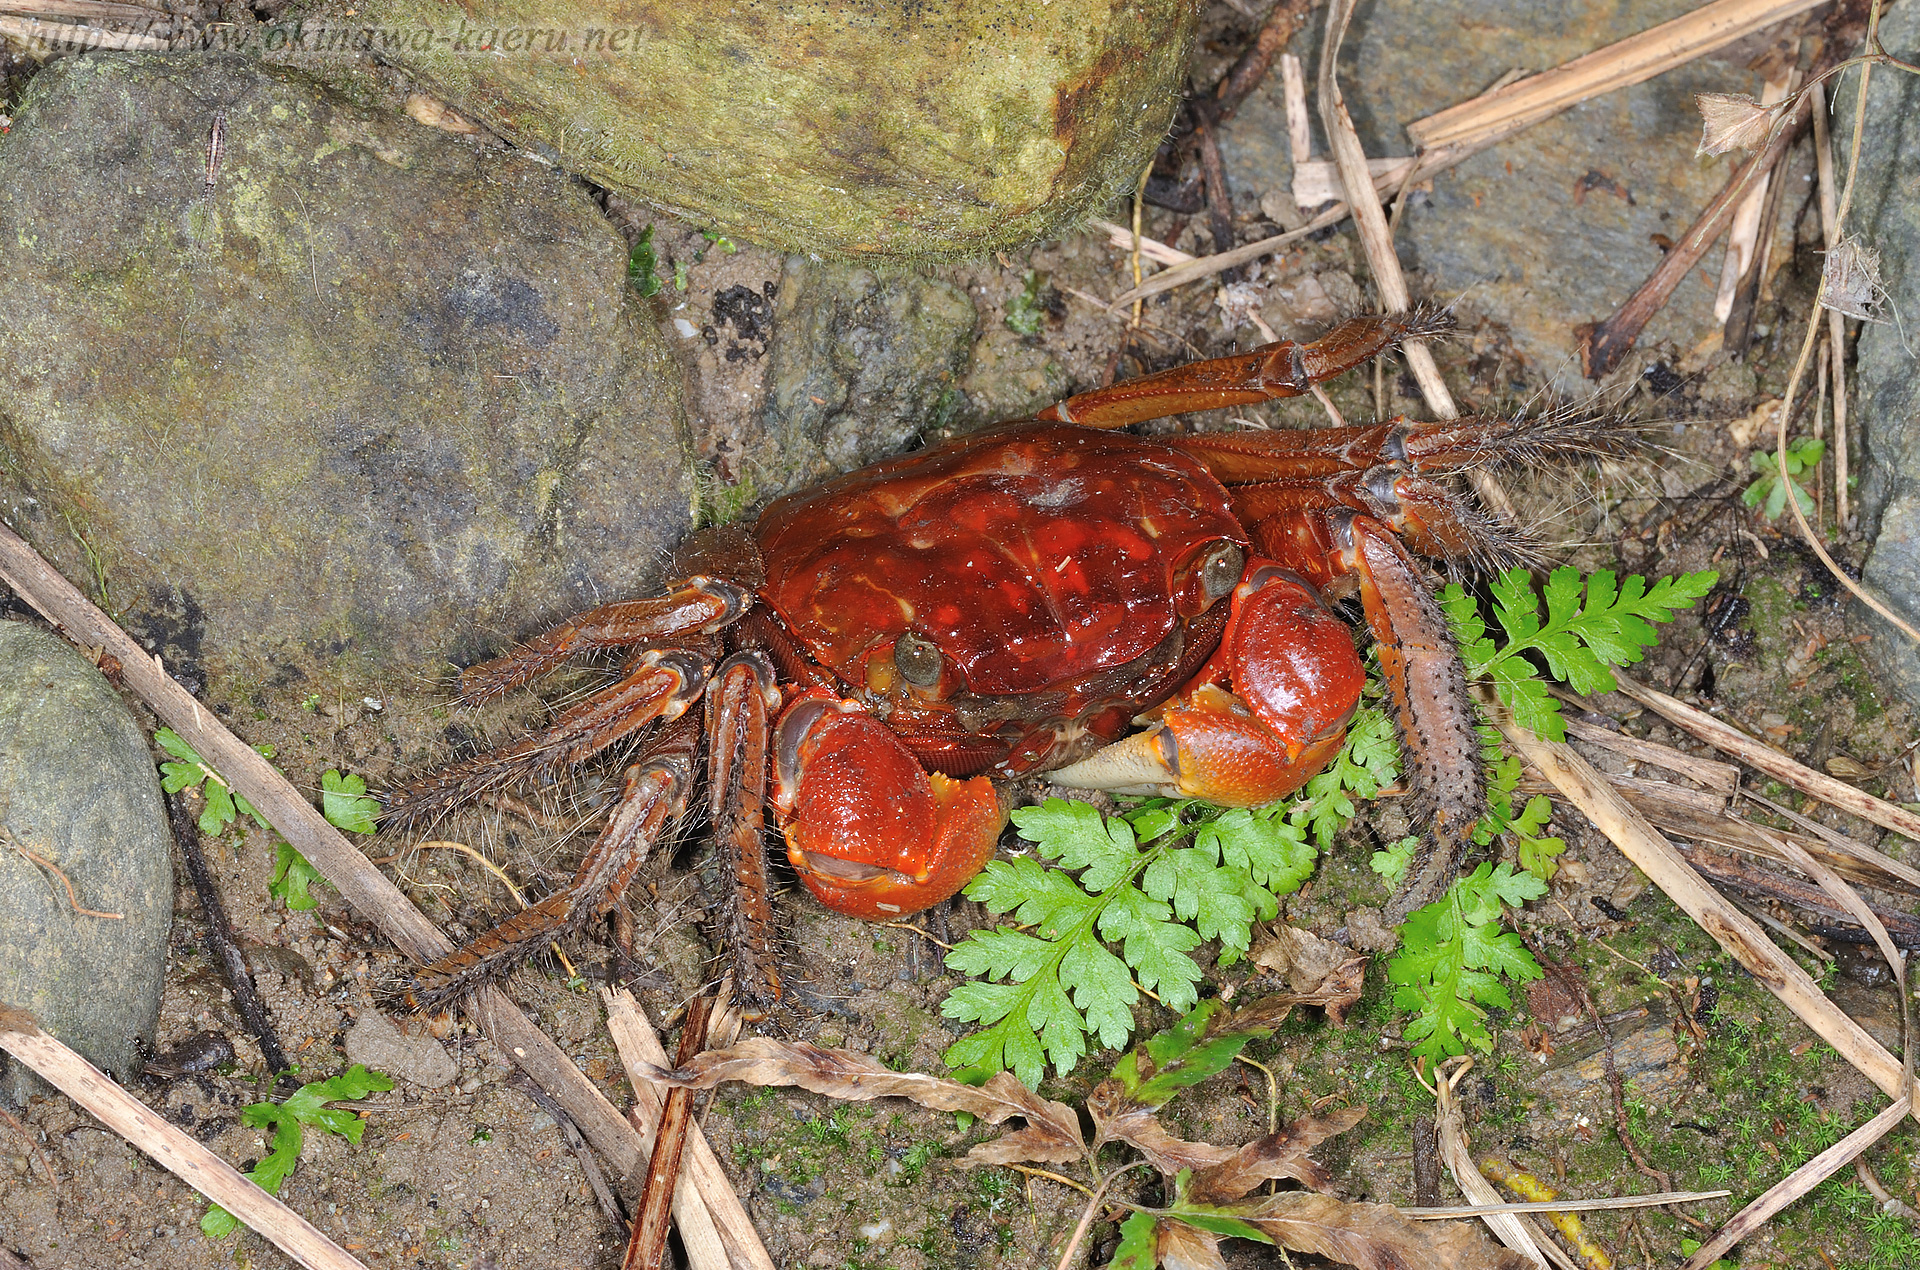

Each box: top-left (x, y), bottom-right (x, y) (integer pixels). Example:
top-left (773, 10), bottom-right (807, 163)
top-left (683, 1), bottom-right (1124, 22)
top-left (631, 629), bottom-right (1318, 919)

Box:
top-left (343, 0), bottom-right (1202, 259)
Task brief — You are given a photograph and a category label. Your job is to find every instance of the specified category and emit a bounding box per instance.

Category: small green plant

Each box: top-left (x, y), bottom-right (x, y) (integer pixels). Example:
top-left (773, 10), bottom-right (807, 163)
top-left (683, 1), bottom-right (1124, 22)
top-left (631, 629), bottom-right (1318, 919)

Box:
top-left (941, 708), bottom-right (1396, 1088)
top-left (320, 769), bottom-right (381, 835)
top-left (157, 728), bottom-right (273, 836)
top-left (1743, 436), bottom-right (1824, 520)
top-left (201, 1064), bottom-right (393, 1237)
top-left (268, 842), bottom-right (325, 911)
top-left (1678, 1238), bottom-right (1736, 1270)
top-left (1003, 269), bottom-right (1048, 336)
top-left (1473, 740), bottom-right (1566, 881)
top-left (1389, 862), bottom-right (1546, 1061)
top-left (1443, 565), bottom-right (1717, 741)
top-left (627, 224), bottom-right (662, 297)
top-left (271, 767), bottom-right (380, 910)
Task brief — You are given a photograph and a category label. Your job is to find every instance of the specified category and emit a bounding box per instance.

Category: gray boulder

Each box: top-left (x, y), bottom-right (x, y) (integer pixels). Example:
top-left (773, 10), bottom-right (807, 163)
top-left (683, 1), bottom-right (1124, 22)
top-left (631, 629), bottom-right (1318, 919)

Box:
top-left (753, 259), bottom-right (977, 497)
top-left (1845, 2), bottom-right (1920, 703)
top-left (0, 622), bottom-right (172, 1104)
top-left (0, 53), bottom-right (693, 695)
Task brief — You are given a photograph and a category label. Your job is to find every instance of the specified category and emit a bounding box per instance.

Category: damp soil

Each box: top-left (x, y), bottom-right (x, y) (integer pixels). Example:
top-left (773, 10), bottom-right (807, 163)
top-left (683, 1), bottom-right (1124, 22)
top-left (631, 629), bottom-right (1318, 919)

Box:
top-left (5, 23), bottom-right (1919, 1270)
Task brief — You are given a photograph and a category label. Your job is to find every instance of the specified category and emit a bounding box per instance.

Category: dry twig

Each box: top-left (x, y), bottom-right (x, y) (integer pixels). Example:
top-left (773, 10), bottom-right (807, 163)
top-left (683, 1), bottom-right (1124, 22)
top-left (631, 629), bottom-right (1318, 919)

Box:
top-left (0, 1005), bottom-right (369, 1270)
top-left (625, 989), bottom-right (716, 1270)
top-left (0, 523), bottom-right (660, 1203)
top-left (602, 987), bottom-right (774, 1270)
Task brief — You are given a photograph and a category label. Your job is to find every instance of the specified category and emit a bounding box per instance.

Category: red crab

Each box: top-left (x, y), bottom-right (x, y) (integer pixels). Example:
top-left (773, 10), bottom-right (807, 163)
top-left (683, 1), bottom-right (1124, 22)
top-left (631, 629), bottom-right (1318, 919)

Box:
top-left (385, 310), bottom-right (1612, 1006)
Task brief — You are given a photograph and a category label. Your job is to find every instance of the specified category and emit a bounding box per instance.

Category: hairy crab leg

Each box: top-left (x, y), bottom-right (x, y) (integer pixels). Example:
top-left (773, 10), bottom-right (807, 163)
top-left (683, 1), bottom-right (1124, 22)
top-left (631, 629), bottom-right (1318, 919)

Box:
top-left (458, 577), bottom-right (751, 701)
top-left (1168, 404), bottom-right (1632, 482)
top-left (1342, 516), bottom-right (1483, 921)
top-left (1034, 308), bottom-right (1452, 428)
top-left (405, 715), bottom-right (702, 1010)
top-left (383, 648), bottom-right (709, 827)
top-left (705, 650), bottom-right (784, 1008)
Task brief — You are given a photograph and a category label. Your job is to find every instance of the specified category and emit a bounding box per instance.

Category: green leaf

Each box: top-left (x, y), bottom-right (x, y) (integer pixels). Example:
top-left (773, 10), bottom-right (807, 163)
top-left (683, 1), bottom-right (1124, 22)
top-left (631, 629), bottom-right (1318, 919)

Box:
top-left (155, 728), bottom-right (274, 835)
top-left (1453, 567), bottom-right (1716, 740)
top-left (320, 769), bottom-right (382, 835)
top-left (202, 1065), bottom-right (392, 1238)
top-left (1110, 999), bottom-right (1271, 1108)
top-left (626, 225), bottom-right (661, 297)
top-left (1390, 864), bottom-right (1545, 1062)
top-left (1110, 1211), bottom-right (1160, 1270)
top-left (269, 842), bottom-right (325, 911)
top-left (1371, 836), bottom-right (1417, 882)
top-left (1164, 1206), bottom-right (1274, 1244)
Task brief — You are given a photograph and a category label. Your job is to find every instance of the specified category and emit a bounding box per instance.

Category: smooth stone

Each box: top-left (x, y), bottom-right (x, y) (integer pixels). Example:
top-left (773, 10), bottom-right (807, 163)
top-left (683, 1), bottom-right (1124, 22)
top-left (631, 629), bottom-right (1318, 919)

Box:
top-left (344, 1009), bottom-right (457, 1089)
top-left (1845, 0), bottom-right (1920, 706)
top-left (343, 0), bottom-right (1199, 259)
top-left (0, 53), bottom-right (693, 695)
top-left (0, 622), bottom-right (172, 1105)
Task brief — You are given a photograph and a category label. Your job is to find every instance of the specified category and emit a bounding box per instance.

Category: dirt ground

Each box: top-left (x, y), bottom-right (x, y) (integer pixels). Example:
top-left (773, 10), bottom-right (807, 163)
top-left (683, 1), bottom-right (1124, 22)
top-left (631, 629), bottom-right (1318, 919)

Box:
top-left (6, 9), bottom-right (1920, 1270)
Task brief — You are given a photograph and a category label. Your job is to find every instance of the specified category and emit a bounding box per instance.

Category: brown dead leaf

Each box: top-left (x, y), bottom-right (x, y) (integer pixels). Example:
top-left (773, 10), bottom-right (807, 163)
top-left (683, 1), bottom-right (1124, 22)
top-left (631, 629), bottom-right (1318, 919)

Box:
top-left (1186, 1106), bottom-right (1366, 1202)
top-left (1252, 924), bottom-right (1345, 986)
top-left (1097, 1105), bottom-right (1238, 1173)
top-left (1156, 1219), bottom-right (1228, 1270)
top-left (1251, 926), bottom-right (1368, 1023)
top-left (1246, 1192), bottom-right (1535, 1270)
top-left (642, 1037), bottom-right (1083, 1164)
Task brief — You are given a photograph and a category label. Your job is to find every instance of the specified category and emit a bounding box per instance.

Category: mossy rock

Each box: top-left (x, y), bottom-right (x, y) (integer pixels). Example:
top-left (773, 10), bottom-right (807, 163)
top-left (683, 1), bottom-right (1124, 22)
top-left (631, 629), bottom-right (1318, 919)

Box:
top-left (0, 53), bottom-right (693, 695)
top-left (344, 0), bottom-right (1201, 259)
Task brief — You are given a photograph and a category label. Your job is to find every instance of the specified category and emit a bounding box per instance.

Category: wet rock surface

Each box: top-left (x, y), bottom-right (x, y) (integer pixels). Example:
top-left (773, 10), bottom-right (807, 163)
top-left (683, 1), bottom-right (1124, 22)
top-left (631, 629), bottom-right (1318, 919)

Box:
top-left (0, 621), bottom-right (171, 1105)
top-left (343, 0), bottom-right (1200, 259)
top-left (1846, 0), bottom-right (1920, 705)
top-left (753, 258), bottom-right (977, 496)
top-left (0, 52), bottom-right (692, 695)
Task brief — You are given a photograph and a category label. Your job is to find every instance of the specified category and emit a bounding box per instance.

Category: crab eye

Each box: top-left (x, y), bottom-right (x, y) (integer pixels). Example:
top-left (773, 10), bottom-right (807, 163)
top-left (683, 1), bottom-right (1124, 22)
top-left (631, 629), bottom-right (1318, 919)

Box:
top-left (1199, 541), bottom-right (1245, 603)
top-left (894, 632), bottom-right (943, 688)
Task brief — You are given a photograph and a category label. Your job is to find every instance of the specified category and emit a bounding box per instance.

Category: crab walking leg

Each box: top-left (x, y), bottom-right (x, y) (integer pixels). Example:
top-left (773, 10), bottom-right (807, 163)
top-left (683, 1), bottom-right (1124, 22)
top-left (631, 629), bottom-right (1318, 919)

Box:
top-left (1049, 566), bottom-right (1365, 805)
top-left (772, 693), bottom-right (1006, 920)
top-left (1034, 309), bottom-right (1453, 428)
top-left (384, 649), bottom-right (709, 826)
top-left (458, 577), bottom-right (751, 701)
top-left (706, 651), bottom-right (784, 1007)
top-left (1169, 405), bottom-right (1632, 483)
top-left (1343, 516), bottom-right (1483, 921)
top-left (408, 716), bottom-right (702, 1009)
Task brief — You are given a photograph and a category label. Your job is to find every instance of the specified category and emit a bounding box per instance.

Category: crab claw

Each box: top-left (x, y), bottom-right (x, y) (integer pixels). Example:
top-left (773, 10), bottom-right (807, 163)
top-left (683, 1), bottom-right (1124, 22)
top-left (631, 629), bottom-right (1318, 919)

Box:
top-left (1049, 566), bottom-right (1363, 805)
top-left (773, 693), bottom-right (1005, 919)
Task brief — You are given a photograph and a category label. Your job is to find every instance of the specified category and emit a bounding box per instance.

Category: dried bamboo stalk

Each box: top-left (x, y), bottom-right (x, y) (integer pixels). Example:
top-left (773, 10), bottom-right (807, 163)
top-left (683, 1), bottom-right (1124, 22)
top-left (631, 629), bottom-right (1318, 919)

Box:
top-left (0, 523), bottom-right (657, 1188)
top-left (1431, 1059), bottom-right (1562, 1269)
top-left (1089, 220), bottom-right (1193, 266)
top-left (1494, 709), bottom-right (1914, 1109)
top-left (1810, 81), bottom-right (1851, 525)
top-left (1562, 715), bottom-right (1741, 793)
top-left (1406, 0), bottom-right (1828, 153)
top-left (1402, 1191), bottom-right (1729, 1218)
top-left (0, 0), bottom-right (168, 21)
top-left (1318, 0), bottom-right (1457, 420)
top-left (1610, 673), bottom-right (1920, 888)
top-left (0, 1006), bottom-right (369, 1270)
top-left (625, 991), bottom-right (715, 1270)
top-left (602, 988), bottom-right (775, 1270)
